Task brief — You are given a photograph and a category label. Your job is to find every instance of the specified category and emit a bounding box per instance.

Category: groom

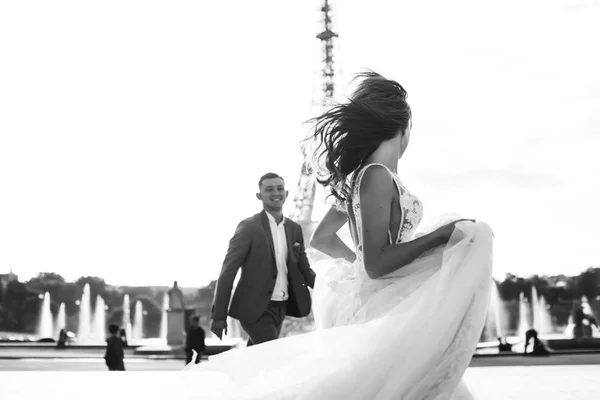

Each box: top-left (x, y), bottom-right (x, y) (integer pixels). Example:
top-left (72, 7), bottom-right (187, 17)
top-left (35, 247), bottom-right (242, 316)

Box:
top-left (210, 172), bottom-right (316, 346)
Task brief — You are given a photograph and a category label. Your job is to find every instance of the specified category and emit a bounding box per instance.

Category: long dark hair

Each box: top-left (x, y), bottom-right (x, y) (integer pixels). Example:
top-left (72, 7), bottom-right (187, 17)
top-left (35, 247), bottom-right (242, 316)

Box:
top-left (306, 71), bottom-right (411, 204)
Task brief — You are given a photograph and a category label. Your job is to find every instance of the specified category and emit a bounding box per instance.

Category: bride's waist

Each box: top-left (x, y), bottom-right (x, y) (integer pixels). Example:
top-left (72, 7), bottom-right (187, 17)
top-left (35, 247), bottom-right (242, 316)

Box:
top-left (316, 258), bottom-right (367, 281)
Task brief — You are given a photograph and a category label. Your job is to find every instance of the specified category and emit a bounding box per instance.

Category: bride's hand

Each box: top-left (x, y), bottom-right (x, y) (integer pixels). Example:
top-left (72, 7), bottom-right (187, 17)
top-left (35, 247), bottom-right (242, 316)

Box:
top-left (434, 219), bottom-right (476, 243)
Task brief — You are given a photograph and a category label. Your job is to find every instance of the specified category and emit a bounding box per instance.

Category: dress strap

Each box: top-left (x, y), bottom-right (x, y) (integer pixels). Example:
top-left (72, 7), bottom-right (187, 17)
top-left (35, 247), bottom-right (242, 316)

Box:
top-left (351, 163), bottom-right (399, 248)
top-left (353, 163), bottom-right (395, 191)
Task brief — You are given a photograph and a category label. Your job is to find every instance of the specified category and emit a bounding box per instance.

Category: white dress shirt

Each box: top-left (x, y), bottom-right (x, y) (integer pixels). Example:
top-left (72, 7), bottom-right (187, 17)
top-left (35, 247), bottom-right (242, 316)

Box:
top-left (266, 211), bottom-right (289, 301)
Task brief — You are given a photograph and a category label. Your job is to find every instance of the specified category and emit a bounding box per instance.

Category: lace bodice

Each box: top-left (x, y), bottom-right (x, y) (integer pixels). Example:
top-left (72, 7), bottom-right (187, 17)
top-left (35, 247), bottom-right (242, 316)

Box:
top-left (351, 163), bottom-right (424, 258)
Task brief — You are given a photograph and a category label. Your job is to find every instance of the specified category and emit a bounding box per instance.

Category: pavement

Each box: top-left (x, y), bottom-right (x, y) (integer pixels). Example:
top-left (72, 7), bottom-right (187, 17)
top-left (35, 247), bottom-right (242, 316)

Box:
top-left (1, 350), bottom-right (599, 399)
top-left (0, 364), bottom-right (598, 399)
top-left (463, 365), bottom-right (599, 399)
top-left (0, 357), bottom-right (186, 371)
top-left (1, 352), bottom-right (599, 370)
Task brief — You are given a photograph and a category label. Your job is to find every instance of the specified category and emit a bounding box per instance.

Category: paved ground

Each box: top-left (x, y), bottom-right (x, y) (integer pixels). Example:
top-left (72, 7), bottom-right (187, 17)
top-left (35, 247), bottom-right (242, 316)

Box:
top-left (1, 355), bottom-right (599, 371)
top-left (471, 352), bottom-right (600, 367)
top-left (463, 365), bottom-right (599, 399)
top-left (0, 364), bottom-right (598, 399)
top-left (2, 351), bottom-right (599, 370)
top-left (0, 346), bottom-right (171, 359)
top-left (0, 357), bottom-right (186, 371)
top-left (1, 353), bottom-right (599, 399)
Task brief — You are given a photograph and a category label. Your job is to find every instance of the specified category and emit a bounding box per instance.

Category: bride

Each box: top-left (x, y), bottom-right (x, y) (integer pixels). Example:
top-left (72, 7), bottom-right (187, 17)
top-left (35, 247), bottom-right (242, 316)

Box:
top-left (186, 71), bottom-right (494, 400)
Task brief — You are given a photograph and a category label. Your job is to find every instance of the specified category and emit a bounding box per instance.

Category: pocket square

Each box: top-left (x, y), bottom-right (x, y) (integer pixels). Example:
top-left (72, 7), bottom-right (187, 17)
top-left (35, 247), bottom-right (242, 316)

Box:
top-left (293, 242), bottom-right (301, 248)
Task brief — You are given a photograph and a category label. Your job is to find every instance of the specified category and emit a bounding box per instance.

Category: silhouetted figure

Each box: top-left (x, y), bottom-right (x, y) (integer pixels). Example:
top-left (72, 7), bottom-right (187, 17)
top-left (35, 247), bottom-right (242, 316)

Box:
top-left (185, 316), bottom-right (206, 364)
top-left (497, 337), bottom-right (512, 352)
top-left (56, 329), bottom-right (67, 349)
top-left (572, 306), bottom-right (594, 338)
top-left (104, 324), bottom-right (126, 371)
top-left (524, 329), bottom-right (550, 356)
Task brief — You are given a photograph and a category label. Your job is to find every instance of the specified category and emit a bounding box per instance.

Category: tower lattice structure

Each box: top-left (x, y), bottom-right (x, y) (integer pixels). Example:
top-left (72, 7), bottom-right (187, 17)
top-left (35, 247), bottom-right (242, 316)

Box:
top-left (289, 0), bottom-right (340, 255)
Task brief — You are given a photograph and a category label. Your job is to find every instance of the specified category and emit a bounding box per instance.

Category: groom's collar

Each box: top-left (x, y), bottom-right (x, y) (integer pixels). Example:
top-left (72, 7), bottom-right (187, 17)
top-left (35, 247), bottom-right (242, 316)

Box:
top-left (264, 210), bottom-right (286, 226)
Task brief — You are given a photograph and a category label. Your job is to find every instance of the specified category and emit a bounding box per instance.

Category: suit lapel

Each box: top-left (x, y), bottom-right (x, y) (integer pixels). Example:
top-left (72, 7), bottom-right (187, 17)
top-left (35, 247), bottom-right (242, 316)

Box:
top-left (260, 211), bottom-right (277, 266)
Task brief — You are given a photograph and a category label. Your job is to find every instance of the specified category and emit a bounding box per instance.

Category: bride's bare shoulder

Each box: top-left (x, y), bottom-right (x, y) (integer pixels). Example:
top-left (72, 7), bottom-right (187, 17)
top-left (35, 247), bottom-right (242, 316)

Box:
top-left (357, 164), bottom-right (396, 203)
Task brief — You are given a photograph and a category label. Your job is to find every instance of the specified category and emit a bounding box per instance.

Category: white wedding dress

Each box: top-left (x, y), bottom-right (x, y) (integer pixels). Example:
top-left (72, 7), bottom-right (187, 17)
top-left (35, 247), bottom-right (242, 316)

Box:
top-left (185, 163), bottom-right (494, 400)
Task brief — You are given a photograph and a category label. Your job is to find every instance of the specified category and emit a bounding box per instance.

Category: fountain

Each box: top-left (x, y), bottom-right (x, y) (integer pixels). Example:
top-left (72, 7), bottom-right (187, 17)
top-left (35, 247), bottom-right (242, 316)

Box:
top-left (516, 291), bottom-right (529, 340)
top-left (77, 284), bottom-right (92, 345)
top-left (490, 281), bottom-right (504, 338)
top-left (36, 292), bottom-right (53, 339)
top-left (531, 286), bottom-right (540, 330)
top-left (132, 300), bottom-right (144, 344)
top-left (75, 283), bottom-right (108, 345)
top-left (159, 292), bottom-right (168, 340)
top-left (531, 286), bottom-right (554, 335)
top-left (480, 287), bottom-right (600, 353)
top-left (54, 302), bottom-right (66, 338)
top-left (122, 294), bottom-right (133, 341)
top-left (91, 295), bottom-right (106, 344)
top-left (482, 281), bottom-right (505, 341)
top-left (515, 286), bottom-right (555, 341)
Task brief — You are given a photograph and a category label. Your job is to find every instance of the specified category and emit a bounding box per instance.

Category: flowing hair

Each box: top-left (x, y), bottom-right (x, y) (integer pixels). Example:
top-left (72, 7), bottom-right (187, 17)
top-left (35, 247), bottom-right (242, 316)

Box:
top-left (305, 71), bottom-right (412, 205)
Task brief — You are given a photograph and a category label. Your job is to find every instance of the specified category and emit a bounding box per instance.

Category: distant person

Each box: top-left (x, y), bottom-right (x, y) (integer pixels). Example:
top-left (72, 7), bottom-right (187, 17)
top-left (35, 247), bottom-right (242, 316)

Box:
top-left (56, 329), bottom-right (67, 349)
top-left (572, 306), bottom-right (594, 338)
top-left (104, 324), bottom-right (126, 371)
top-left (185, 316), bottom-right (206, 364)
top-left (524, 329), bottom-right (550, 356)
top-left (498, 337), bottom-right (512, 352)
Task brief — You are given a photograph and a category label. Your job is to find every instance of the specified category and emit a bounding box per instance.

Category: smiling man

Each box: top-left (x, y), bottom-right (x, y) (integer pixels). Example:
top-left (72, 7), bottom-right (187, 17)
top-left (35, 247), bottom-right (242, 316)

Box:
top-left (210, 173), bottom-right (316, 346)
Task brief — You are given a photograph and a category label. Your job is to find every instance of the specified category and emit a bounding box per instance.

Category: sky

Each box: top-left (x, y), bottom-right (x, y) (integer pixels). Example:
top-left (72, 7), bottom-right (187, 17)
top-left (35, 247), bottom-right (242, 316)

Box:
top-left (1, 0), bottom-right (599, 287)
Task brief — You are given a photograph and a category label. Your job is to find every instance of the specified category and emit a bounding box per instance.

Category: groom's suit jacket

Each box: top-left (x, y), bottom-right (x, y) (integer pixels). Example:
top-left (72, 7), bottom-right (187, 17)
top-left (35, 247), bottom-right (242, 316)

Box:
top-left (212, 210), bottom-right (316, 324)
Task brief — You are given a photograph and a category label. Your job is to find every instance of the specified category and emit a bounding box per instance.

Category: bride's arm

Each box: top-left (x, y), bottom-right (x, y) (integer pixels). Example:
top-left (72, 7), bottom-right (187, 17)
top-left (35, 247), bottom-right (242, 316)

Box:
top-left (360, 166), bottom-right (446, 279)
top-left (310, 206), bottom-right (356, 263)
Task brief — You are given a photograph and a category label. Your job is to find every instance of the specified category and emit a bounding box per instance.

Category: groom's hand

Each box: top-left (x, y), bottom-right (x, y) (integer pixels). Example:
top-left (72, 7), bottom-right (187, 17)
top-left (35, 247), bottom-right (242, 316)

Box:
top-left (211, 319), bottom-right (227, 340)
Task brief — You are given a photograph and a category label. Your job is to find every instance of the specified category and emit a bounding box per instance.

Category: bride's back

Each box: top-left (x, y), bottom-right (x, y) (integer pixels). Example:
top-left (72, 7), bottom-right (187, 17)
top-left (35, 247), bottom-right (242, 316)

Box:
top-left (346, 163), bottom-right (422, 256)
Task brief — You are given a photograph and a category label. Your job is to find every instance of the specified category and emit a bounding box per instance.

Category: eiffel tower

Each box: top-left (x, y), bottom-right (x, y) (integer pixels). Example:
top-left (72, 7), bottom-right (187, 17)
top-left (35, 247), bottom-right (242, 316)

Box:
top-left (288, 0), bottom-right (341, 260)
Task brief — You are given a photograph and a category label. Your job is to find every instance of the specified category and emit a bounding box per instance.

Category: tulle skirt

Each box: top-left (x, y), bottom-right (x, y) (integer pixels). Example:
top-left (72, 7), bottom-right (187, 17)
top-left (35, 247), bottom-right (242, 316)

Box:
top-left (183, 218), bottom-right (494, 400)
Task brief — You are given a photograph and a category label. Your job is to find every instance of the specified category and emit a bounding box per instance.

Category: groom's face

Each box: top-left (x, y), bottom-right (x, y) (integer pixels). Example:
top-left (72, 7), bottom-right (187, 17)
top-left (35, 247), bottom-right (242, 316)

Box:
top-left (257, 177), bottom-right (288, 210)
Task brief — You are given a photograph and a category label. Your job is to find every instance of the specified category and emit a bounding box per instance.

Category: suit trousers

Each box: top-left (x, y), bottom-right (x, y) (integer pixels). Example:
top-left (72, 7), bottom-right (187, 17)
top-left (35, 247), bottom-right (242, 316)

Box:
top-left (240, 300), bottom-right (287, 347)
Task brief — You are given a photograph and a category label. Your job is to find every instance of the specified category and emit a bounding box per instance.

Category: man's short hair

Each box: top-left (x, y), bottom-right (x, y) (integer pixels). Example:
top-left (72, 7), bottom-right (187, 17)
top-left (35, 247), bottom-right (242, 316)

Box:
top-left (109, 324), bottom-right (120, 334)
top-left (258, 172), bottom-right (284, 189)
